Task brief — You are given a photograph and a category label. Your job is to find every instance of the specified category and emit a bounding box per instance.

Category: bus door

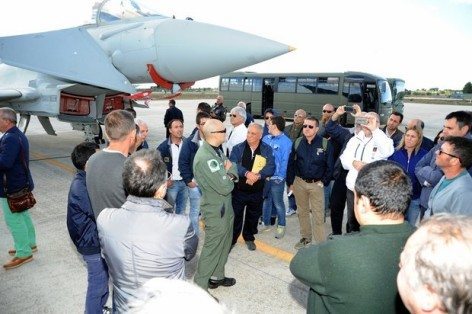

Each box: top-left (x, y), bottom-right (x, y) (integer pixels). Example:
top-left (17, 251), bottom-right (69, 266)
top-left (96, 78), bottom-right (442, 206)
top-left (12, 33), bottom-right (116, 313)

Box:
top-left (261, 78), bottom-right (275, 115)
top-left (362, 82), bottom-right (378, 112)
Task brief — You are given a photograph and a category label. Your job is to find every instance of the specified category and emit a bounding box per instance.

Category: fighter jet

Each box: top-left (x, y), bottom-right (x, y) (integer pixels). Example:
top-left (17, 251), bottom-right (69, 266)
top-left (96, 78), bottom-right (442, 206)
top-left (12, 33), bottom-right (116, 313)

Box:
top-left (0, 0), bottom-right (293, 141)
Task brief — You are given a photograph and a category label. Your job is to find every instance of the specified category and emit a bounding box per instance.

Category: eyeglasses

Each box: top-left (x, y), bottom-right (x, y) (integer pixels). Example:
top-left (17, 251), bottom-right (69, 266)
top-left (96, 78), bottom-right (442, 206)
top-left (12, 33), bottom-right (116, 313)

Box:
top-left (303, 124), bottom-right (315, 129)
top-left (322, 110), bottom-right (333, 113)
top-left (211, 129), bottom-right (227, 134)
top-left (230, 114), bottom-right (237, 118)
top-left (438, 149), bottom-right (461, 161)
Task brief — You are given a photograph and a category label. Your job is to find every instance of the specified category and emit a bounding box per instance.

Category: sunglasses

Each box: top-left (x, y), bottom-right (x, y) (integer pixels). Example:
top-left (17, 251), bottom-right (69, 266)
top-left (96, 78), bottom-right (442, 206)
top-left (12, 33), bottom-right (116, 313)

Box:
top-left (211, 129), bottom-right (227, 134)
top-left (230, 114), bottom-right (238, 118)
top-left (438, 149), bottom-right (461, 162)
top-left (264, 116), bottom-right (272, 120)
top-left (303, 124), bottom-right (315, 129)
top-left (322, 110), bottom-right (333, 113)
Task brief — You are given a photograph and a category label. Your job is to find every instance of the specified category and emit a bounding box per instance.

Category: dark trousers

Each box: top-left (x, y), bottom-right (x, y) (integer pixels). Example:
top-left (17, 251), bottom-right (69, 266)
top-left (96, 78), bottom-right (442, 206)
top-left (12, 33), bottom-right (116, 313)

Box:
top-left (329, 170), bottom-right (348, 235)
top-left (346, 189), bottom-right (360, 233)
top-left (232, 189), bottom-right (263, 245)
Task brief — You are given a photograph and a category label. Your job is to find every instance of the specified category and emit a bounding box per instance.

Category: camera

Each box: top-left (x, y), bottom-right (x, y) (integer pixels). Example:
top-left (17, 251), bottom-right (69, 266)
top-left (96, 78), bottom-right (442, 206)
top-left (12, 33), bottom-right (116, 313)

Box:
top-left (355, 116), bottom-right (369, 125)
top-left (344, 106), bottom-right (354, 112)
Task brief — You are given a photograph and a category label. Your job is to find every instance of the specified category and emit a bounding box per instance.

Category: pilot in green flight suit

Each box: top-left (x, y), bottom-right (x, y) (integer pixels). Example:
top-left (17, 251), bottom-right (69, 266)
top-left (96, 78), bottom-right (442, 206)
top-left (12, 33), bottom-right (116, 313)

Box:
top-left (193, 119), bottom-right (238, 291)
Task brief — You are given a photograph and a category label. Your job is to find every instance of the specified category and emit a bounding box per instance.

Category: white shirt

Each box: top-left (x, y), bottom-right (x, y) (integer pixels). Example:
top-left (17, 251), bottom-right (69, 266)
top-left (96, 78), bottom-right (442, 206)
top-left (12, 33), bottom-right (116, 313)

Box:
top-left (171, 142), bottom-right (183, 180)
top-left (224, 123), bottom-right (247, 157)
top-left (340, 128), bottom-right (394, 191)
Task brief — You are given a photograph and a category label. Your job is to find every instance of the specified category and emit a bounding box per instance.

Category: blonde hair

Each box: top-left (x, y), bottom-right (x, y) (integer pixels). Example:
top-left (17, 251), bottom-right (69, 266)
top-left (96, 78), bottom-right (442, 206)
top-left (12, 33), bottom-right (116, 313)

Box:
top-left (397, 126), bottom-right (423, 154)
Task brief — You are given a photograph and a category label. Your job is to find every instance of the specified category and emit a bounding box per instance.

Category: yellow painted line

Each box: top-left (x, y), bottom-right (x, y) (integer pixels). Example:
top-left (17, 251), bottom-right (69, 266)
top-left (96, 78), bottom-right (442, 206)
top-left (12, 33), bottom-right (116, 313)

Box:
top-left (199, 221), bottom-right (294, 263)
top-left (238, 236), bottom-right (294, 263)
top-left (30, 151), bottom-right (75, 174)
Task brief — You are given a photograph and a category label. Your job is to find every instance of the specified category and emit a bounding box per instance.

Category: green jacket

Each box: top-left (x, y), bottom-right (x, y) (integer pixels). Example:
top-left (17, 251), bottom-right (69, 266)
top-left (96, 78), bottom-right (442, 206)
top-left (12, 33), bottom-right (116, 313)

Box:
top-left (193, 141), bottom-right (238, 219)
top-left (290, 222), bottom-right (413, 314)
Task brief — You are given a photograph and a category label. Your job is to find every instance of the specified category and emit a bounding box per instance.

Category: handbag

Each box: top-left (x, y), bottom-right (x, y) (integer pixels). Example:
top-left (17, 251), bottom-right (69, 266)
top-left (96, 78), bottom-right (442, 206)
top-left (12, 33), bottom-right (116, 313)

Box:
top-left (6, 187), bottom-right (36, 213)
top-left (2, 135), bottom-right (36, 213)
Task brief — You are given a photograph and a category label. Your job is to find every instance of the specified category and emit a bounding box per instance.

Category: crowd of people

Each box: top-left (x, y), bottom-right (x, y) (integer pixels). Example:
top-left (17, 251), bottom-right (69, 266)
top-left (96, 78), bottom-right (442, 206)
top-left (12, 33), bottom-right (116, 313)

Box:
top-left (1, 98), bottom-right (471, 313)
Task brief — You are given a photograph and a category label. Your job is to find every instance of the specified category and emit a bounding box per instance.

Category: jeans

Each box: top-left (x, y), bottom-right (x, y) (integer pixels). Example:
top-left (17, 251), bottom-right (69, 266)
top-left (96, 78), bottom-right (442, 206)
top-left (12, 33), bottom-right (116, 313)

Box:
top-left (188, 186), bottom-right (202, 236)
top-left (324, 180), bottom-right (333, 212)
top-left (406, 198), bottom-right (420, 227)
top-left (1, 198), bottom-right (36, 258)
top-left (262, 179), bottom-right (286, 227)
top-left (286, 182), bottom-right (297, 211)
top-left (83, 253), bottom-right (109, 314)
top-left (166, 180), bottom-right (188, 214)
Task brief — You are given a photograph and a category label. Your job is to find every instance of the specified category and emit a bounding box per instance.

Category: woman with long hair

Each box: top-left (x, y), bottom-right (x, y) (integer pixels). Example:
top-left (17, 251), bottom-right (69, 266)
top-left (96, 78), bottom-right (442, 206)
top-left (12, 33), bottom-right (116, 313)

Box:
top-left (388, 126), bottom-right (428, 226)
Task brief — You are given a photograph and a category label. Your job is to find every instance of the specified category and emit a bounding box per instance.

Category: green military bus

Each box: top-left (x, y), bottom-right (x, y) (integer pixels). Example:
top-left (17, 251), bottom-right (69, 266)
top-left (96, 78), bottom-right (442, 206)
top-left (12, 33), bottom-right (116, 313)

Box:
top-left (219, 71), bottom-right (404, 125)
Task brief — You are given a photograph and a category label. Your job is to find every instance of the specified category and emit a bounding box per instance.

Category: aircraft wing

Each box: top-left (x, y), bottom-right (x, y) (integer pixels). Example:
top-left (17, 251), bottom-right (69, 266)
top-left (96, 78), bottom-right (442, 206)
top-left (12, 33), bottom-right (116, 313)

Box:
top-left (0, 27), bottom-right (136, 94)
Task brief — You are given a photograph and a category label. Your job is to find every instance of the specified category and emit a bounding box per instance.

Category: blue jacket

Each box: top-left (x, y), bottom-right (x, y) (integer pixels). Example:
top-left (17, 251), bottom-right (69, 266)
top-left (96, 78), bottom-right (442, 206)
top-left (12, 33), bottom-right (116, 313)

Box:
top-left (389, 147), bottom-right (428, 199)
top-left (415, 133), bottom-right (472, 208)
top-left (0, 126), bottom-right (34, 197)
top-left (66, 170), bottom-right (100, 255)
top-left (262, 133), bottom-right (292, 179)
top-left (178, 132), bottom-right (201, 185)
top-left (287, 135), bottom-right (334, 186)
top-left (229, 140), bottom-right (275, 181)
top-left (157, 137), bottom-right (186, 175)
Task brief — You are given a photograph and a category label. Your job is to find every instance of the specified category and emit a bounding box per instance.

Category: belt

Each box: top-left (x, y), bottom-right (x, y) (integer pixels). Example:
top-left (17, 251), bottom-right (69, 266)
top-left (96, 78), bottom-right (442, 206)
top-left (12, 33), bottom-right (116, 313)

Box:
top-left (301, 178), bottom-right (321, 183)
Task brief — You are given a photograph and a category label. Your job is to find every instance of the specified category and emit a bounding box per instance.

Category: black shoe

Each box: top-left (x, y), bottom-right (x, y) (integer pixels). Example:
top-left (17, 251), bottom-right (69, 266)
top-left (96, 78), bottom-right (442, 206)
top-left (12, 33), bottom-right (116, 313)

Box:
top-left (245, 241), bottom-right (256, 251)
top-left (208, 277), bottom-right (236, 289)
top-left (270, 216), bottom-right (276, 226)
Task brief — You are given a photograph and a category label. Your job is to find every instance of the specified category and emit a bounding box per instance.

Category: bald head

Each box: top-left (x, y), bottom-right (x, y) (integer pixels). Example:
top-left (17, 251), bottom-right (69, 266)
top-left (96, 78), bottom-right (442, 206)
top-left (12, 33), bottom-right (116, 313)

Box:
top-left (203, 119), bottom-right (226, 146)
top-left (408, 118), bottom-right (424, 130)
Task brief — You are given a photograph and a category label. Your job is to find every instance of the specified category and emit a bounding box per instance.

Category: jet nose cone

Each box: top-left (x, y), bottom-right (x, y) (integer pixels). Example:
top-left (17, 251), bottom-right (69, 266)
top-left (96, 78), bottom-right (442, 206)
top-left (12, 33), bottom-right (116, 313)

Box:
top-left (154, 19), bottom-right (292, 83)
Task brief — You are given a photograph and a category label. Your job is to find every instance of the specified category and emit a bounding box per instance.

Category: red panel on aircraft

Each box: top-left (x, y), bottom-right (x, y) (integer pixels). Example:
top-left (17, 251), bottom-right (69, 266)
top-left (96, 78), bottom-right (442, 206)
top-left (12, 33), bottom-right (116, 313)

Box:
top-left (60, 93), bottom-right (92, 116)
top-left (103, 95), bottom-right (125, 114)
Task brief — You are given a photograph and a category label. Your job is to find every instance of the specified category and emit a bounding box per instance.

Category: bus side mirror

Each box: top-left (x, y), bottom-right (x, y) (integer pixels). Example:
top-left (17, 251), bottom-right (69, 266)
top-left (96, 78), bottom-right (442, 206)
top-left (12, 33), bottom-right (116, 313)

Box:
top-left (348, 94), bottom-right (362, 103)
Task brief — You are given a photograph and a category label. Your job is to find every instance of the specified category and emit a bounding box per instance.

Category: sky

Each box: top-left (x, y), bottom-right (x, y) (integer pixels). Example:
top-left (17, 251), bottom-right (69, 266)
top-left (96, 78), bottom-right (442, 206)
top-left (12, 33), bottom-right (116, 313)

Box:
top-left (1, 0), bottom-right (471, 91)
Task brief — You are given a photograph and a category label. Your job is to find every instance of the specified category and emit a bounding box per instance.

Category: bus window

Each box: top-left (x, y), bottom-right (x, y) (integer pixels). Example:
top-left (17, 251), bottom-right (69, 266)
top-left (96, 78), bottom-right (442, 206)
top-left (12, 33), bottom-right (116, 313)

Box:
top-left (244, 78), bottom-right (253, 91)
top-left (297, 77), bottom-right (316, 94)
top-left (378, 80), bottom-right (392, 104)
top-left (220, 77), bottom-right (229, 91)
top-left (229, 77), bottom-right (244, 91)
top-left (278, 77), bottom-right (296, 93)
top-left (253, 78), bottom-right (262, 92)
top-left (343, 82), bottom-right (361, 98)
top-left (317, 77), bottom-right (339, 94)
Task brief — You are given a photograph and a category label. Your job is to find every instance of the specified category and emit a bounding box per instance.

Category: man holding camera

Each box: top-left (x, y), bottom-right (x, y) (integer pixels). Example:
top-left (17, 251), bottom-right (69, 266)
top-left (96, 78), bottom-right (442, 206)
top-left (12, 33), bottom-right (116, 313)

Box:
top-left (339, 109), bottom-right (394, 232)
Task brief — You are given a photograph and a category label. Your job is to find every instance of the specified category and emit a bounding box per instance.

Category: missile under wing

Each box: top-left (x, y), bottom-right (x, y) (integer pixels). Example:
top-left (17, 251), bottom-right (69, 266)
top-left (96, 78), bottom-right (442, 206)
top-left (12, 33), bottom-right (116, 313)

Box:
top-left (0, 0), bottom-right (293, 141)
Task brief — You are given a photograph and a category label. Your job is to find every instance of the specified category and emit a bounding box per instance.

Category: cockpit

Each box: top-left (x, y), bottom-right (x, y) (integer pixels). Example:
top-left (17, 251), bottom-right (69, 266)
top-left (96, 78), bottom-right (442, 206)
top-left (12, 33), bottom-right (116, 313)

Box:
top-left (92, 0), bottom-right (168, 24)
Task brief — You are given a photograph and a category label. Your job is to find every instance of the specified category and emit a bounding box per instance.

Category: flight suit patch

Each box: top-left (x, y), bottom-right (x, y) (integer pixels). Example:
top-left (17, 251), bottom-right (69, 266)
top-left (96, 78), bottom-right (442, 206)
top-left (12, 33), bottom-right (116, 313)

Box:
top-left (207, 159), bottom-right (220, 172)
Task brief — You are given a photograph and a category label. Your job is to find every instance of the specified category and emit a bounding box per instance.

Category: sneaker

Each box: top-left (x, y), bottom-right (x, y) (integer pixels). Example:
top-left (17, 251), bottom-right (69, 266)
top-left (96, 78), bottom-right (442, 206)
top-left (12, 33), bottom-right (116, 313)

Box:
top-left (275, 226), bottom-right (285, 239)
top-left (294, 238), bottom-right (311, 250)
top-left (259, 223), bottom-right (272, 232)
top-left (8, 245), bottom-right (38, 256)
top-left (245, 241), bottom-right (256, 251)
top-left (3, 256), bottom-right (33, 270)
top-left (285, 208), bottom-right (296, 216)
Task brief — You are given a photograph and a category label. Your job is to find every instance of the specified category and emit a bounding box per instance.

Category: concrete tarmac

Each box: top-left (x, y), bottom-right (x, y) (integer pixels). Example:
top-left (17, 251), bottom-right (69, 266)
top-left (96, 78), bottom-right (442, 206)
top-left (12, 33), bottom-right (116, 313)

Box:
top-left (1, 100), bottom-right (470, 313)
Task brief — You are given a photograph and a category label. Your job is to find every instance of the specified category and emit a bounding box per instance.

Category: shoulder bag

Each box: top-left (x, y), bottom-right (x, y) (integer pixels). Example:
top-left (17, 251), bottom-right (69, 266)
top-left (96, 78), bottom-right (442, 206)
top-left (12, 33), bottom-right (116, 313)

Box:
top-left (2, 135), bottom-right (36, 213)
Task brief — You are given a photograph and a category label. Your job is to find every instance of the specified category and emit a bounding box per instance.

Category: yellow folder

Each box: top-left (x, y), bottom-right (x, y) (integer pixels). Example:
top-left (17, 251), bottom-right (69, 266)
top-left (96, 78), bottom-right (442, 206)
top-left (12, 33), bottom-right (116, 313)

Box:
top-left (252, 155), bottom-right (266, 173)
